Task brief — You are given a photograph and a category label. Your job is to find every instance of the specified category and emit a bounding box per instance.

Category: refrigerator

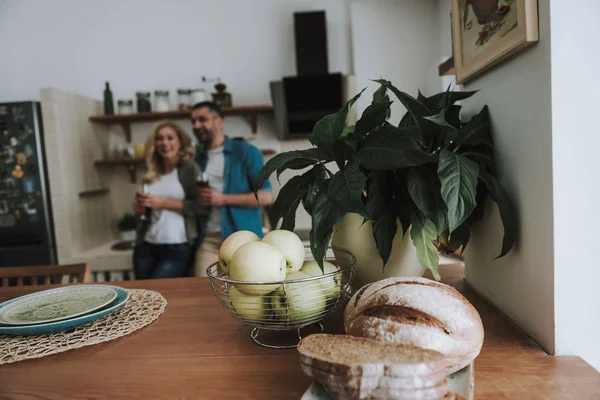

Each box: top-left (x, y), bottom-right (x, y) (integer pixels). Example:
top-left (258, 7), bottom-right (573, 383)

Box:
top-left (0, 101), bottom-right (57, 266)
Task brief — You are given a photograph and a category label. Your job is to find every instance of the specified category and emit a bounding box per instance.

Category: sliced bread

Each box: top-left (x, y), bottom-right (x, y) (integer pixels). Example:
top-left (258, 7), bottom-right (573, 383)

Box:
top-left (322, 378), bottom-right (449, 400)
top-left (301, 361), bottom-right (448, 390)
top-left (297, 333), bottom-right (446, 378)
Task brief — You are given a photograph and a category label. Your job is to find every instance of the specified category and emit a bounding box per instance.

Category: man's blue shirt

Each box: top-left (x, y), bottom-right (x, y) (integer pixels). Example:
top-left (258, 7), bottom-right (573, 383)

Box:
top-left (194, 136), bottom-right (272, 244)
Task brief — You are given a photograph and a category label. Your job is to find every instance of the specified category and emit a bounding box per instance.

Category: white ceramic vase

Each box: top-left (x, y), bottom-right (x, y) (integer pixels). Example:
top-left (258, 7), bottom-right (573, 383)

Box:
top-left (331, 213), bottom-right (425, 290)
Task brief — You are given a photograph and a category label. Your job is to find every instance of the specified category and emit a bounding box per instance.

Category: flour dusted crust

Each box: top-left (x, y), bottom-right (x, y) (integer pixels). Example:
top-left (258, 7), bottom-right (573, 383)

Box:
top-left (344, 277), bottom-right (484, 375)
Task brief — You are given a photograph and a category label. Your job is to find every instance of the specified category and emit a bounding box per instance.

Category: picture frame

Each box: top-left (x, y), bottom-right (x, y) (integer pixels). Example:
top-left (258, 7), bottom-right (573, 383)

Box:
top-left (451, 0), bottom-right (539, 84)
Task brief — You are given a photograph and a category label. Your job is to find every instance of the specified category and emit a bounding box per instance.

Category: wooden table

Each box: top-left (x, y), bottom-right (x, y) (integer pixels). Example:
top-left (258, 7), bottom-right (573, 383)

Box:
top-left (0, 265), bottom-right (599, 399)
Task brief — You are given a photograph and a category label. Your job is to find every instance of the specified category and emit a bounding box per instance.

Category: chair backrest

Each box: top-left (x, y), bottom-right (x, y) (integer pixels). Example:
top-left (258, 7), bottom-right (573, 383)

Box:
top-left (0, 263), bottom-right (91, 288)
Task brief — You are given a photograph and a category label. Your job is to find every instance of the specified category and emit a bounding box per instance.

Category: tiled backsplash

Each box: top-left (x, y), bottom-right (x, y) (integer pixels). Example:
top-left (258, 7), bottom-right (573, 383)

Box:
top-left (40, 88), bottom-right (132, 272)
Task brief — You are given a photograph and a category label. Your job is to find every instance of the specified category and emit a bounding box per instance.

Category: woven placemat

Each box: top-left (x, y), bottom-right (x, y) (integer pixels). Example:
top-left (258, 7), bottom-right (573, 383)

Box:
top-left (0, 289), bottom-right (167, 365)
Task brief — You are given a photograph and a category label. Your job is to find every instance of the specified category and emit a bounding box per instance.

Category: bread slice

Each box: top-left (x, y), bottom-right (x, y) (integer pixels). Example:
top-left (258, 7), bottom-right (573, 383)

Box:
top-left (323, 378), bottom-right (449, 400)
top-left (297, 333), bottom-right (446, 378)
top-left (301, 361), bottom-right (447, 390)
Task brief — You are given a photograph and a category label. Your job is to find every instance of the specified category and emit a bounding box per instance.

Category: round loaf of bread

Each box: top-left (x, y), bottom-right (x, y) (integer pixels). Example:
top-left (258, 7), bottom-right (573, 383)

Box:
top-left (344, 277), bottom-right (484, 375)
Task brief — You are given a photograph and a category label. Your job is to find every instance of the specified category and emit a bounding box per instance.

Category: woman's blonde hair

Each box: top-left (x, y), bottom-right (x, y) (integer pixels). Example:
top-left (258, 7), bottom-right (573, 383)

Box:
top-left (142, 120), bottom-right (194, 184)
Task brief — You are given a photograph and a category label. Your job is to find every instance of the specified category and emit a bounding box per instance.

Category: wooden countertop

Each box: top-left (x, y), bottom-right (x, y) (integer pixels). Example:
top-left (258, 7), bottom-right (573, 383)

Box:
top-left (0, 265), bottom-right (598, 399)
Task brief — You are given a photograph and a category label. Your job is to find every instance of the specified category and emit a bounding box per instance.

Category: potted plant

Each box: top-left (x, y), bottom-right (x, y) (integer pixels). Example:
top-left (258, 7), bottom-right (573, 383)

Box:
top-left (117, 212), bottom-right (138, 243)
top-left (254, 79), bottom-right (516, 282)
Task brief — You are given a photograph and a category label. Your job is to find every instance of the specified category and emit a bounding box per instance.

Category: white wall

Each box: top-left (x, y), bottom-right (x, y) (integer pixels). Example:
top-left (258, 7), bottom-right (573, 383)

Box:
top-left (349, 0), bottom-right (440, 120)
top-left (434, 0), bottom-right (556, 352)
top-left (0, 0), bottom-right (352, 103)
top-left (552, 0), bottom-right (600, 371)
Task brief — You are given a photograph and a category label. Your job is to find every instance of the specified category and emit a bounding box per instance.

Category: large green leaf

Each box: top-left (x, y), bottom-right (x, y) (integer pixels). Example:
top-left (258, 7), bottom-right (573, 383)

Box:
top-left (410, 212), bottom-right (440, 280)
top-left (254, 148), bottom-right (329, 196)
top-left (311, 191), bottom-right (345, 245)
top-left (407, 163), bottom-right (447, 234)
top-left (364, 171), bottom-right (397, 267)
top-left (366, 171), bottom-right (389, 219)
top-left (427, 89), bottom-right (479, 111)
top-left (310, 225), bottom-right (334, 272)
top-left (356, 124), bottom-right (432, 170)
top-left (308, 90), bottom-right (364, 153)
top-left (423, 109), bottom-right (458, 132)
top-left (372, 210), bottom-right (397, 267)
top-left (354, 101), bottom-right (393, 139)
top-left (398, 111), bottom-right (415, 129)
top-left (302, 169), bottom-right (328, 215)
top-left (438, 149), bottom-right (479, 233)
top-left (373, 83), bottom-right (390, 104)
top-left (456, 106), bottom-right (492, 146)
top-left (271, 166), bottom-right (322, 231)
top-left (445, 105), bottom-right (462, 129)
top-left (332, 90), bottom-right (364, 142)
top-left (478, 169), bottom-right (517, 258)
top-left (308, 114), bottom-right (337, 154)
top-left (391, 170), bottom-right (415, 236)
top-left (310, 191), bottom-right (345, 269)
top-left (460, 150), bottom-right (494, 171)
top-left (375, 79), bottom-right (431, 134)
top-left (327, 160), bottom-right (367, 216)
top-left (423, 109), bottom-right (459, 147)
top-left (332, 140), bottom-right (354, 170)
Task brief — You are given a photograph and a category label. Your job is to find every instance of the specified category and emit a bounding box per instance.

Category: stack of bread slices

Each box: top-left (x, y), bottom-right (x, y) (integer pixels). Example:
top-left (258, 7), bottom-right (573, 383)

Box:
top-left (297, 277), bottom-right (483, 399)
top-left (298, 334), bottom-right (467, 399)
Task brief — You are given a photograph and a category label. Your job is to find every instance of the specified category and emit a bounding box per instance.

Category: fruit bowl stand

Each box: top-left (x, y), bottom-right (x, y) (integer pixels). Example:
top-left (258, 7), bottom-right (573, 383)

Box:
top-left (206, 246), bottom-right (356, 349)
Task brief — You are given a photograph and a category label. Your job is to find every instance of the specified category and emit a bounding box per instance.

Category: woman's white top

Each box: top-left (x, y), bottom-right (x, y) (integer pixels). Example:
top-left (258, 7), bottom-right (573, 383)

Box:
top-left (144, 169), bottom-right (187, 244)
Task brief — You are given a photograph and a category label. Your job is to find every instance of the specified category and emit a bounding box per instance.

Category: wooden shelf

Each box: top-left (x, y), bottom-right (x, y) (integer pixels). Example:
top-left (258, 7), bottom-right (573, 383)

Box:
top-left (438, 56), bottom-right (455, 77)
top-left (94, 147), bottom-right (277, 183)
top-left (89, 104), bottom-right (273, 141)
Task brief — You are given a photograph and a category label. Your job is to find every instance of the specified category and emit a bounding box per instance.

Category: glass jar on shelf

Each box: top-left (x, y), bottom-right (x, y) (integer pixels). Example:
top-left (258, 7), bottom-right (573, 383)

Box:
top-left (117, 99), bottom-right (134, 115)
top-left (136, 92), bottom-right (152, 113)
top-left (177, 88), bottom-right (193, 111)
top-left (154, 90), bottom-right (170, 112)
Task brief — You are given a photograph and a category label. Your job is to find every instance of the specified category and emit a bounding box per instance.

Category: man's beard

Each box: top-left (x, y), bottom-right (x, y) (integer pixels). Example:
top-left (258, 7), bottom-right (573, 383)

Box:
top-left (194, 128), bottom-right (214, 146)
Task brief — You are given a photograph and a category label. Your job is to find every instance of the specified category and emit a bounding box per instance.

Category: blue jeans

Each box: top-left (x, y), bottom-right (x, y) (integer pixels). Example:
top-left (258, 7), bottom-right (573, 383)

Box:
top-left (133, 242), bottom-right (193, 279)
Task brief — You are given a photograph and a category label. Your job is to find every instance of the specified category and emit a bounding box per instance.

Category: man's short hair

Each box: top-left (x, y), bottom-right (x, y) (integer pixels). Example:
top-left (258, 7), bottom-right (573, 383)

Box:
top-left (192, 101), bottom-right (224, 119)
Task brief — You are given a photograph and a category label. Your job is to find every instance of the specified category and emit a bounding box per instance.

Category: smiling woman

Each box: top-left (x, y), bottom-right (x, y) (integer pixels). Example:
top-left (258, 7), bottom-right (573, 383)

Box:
top-left (131, 120), bottom-right (208, 280)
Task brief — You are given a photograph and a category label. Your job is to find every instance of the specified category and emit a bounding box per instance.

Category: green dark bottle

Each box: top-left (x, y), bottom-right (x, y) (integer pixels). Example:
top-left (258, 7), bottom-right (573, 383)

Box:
top-left (104, 81), bottom-right (114, 115)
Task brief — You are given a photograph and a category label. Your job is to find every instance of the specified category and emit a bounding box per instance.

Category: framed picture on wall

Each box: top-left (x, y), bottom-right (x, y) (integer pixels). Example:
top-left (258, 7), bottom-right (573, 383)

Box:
top-left (451, 0), bottom-right (539, 84)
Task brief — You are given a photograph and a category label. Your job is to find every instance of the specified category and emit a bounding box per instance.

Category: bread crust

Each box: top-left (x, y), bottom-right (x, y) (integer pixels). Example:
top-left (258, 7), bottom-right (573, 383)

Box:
top-left (344, 277), bottom-right (484, 375)
top-left (297, 333), bottom-right (446, 378)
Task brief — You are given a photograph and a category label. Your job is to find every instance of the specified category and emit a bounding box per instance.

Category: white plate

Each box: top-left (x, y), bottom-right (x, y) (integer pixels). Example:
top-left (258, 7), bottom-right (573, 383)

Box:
top-left (301, 363), bottom-right (474, 400)
top-left (0, 285), bottom-right (118, 325)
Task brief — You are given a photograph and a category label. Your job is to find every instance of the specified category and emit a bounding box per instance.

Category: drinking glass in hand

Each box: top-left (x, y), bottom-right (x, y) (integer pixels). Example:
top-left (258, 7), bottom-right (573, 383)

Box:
top-left (137, 183), bottom-right (152, 221)
top-left (197, 172), bottom-right (209, 189)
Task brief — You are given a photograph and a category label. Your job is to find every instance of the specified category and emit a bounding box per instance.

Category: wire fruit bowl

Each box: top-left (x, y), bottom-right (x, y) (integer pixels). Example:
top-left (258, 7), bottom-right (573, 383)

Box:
top-left (206, 246), bottom-right (356, 348)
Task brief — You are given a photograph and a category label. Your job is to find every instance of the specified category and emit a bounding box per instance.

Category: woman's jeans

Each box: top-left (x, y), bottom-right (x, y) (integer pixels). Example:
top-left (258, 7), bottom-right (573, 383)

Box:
top-left (133, 241), bottom-right (193, 279)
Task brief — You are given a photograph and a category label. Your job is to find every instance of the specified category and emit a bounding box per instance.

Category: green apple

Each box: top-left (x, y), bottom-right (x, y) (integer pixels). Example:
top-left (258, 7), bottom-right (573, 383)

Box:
top-left (229, 241), bottom-right (287, 296)
top-left (228, 286), bottom-right (270, 322)
top-left (219, 230), bottom-right (260, 274)
top-left (272, 271), bottom-right (327, 324)
top-left (261, 230), bottom-right (305, 272)
top-left (300, 260), bottom-right (341, 301)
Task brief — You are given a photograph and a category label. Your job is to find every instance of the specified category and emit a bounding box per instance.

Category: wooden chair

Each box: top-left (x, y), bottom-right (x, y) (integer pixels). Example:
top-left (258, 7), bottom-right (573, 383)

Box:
top-left (0, 263), bottom-right (91, 288)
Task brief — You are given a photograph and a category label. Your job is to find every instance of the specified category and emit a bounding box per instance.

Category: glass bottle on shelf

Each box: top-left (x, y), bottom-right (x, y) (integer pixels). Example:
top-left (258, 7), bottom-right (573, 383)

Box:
top-left (103, 82), bottom-right (114, 115)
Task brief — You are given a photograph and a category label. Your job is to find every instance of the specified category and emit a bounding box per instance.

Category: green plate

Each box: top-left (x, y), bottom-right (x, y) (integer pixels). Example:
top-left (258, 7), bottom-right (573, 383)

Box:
top-left (0, 285), bottom-right (118, 326)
